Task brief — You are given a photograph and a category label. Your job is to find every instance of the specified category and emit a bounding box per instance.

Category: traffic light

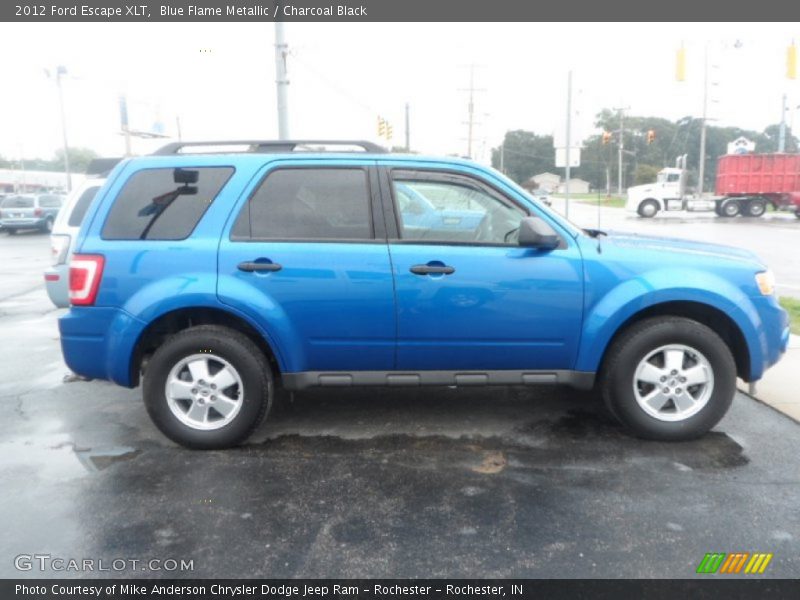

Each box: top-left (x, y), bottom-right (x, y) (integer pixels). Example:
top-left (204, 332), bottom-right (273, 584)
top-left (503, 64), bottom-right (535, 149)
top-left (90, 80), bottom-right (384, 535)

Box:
top-left (676, 46), bottom-right (686, 82)
top-left (386, 123), bottom-right (394, 140)
top-left (377, 116), bottom-right (387, 138)
top-left (647, 129), bottom-right (656, 145)
top-left (789, 42), bottom-right (797, 80)
top-left (602, 131), bottom-right (612, 145)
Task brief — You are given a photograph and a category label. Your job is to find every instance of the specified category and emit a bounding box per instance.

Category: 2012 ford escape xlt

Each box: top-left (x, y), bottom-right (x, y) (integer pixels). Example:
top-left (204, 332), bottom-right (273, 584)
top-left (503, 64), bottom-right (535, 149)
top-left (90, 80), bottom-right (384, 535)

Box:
top-left (59, 141), bottom-right (790, 449)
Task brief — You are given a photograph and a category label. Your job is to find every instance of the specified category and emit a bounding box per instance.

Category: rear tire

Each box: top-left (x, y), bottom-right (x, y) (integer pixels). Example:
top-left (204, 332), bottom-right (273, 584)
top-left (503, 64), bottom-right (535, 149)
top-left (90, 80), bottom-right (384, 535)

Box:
top-left (637, 199), bottom-right (659, 218)
top-left (601, 317), bottom-right (736, 441)
top-left (744, 198), bottom-right (766, 218)
top-left (41, 217), bottom-right (54, 233)
top-left (6, 228), bottom-right (16, 235)
top-left (143, 325), bottom-right (273, 449)
top-left (720, 199), bottom-right (741, 218)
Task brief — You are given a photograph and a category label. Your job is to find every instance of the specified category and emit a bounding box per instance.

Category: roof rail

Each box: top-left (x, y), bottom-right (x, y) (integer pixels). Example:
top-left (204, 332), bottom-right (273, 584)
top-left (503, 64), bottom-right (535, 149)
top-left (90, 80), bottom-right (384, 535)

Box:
top-left (152, 140), bottom-right (388, 155)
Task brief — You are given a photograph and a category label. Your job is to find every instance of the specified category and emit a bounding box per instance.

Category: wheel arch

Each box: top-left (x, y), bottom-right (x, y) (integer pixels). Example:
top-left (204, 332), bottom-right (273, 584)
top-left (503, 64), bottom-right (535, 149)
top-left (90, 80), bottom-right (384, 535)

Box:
top-left (129, 306), bottom-right (283, 387)
top-left (594, 300), bottom-right (751, 383)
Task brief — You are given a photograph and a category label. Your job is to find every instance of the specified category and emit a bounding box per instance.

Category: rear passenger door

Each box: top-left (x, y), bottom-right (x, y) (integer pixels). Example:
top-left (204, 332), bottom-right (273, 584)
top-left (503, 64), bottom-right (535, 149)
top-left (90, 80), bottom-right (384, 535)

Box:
top-left (217, 162), bottom-right (396, 373)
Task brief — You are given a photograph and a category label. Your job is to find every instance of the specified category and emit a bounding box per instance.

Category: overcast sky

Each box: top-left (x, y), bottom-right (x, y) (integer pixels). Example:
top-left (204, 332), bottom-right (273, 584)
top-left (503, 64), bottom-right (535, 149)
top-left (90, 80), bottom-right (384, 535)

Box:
top-left (0, 22), bottom-right (798, 164)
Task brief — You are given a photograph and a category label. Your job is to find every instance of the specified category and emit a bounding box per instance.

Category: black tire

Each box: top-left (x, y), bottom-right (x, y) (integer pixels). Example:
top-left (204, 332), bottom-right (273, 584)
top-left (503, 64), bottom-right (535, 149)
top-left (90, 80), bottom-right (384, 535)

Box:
top-left (795, 208), bottom-right (800, 219)
top-left (6, 228), bottom-right (16, 235)
top-left (637, 199), bottom-right (659, 218)
top-left (143, 325), bottom-right (273, 449)
top-left (41, 217), bottom-right (54, 233)
top-left (720, 200), bottom-right (741, 218)
top-left (744, 198), bottom-right (766, 218)
top-left (601, 317), bottom-right (736, 441)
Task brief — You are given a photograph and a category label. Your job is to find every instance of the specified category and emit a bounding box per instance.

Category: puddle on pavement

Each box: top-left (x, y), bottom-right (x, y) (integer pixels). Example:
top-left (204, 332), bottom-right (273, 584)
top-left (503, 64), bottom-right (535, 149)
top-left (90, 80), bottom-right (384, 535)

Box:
top-left (74, 446), bottom-right (141, 472)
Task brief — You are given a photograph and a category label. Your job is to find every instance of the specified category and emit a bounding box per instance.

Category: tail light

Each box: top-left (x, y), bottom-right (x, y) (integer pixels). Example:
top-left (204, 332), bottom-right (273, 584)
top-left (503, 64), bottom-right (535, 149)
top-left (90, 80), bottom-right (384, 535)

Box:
top-left (34, 207), bottom-right (43, 217)
top-left (69, 254), bottom-right (105, 306)
top-left (51, 234), bottom-right (71, 266)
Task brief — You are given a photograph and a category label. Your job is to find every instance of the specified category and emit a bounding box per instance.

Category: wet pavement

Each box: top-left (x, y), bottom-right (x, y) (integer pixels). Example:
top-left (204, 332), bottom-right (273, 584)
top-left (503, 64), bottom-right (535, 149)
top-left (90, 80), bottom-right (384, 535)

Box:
top-left (1, 229), bottom-right (799, 579)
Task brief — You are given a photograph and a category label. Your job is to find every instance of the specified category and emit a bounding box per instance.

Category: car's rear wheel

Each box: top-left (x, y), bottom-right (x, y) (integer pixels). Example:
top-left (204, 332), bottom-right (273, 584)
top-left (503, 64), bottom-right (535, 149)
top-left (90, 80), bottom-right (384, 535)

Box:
top-left (143, 325), bottom-right (273, 449)
top-left (601, 317), bottom-right (736, 441)
top-left (6, 228), bottom-right (16, 235)
top-left (637, 199), bottom-right (659, 218)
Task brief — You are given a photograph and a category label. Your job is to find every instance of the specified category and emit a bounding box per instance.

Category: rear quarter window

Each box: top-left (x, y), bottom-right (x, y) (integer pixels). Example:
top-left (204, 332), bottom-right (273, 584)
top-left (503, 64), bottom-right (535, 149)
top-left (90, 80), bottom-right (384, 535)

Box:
top-left (38, 195), bottom-right (63, 208)
top-left (67, 186), bottom-right (101, 227)
top-left (102, 167), bottom-right (234, 240)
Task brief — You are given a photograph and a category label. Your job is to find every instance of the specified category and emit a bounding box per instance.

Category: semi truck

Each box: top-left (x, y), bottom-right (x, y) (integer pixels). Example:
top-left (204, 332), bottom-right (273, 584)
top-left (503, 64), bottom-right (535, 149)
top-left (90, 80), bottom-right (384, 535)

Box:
top-left (626, 153), bottom-right (800, 219)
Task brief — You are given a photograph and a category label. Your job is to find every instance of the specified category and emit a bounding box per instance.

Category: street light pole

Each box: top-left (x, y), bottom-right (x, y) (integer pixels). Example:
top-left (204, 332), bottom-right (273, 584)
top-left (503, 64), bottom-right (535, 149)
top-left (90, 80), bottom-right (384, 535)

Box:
top-left (55, 66), bottom-right (72, 192)
top-left (778, 93), bottom-right (787, 152)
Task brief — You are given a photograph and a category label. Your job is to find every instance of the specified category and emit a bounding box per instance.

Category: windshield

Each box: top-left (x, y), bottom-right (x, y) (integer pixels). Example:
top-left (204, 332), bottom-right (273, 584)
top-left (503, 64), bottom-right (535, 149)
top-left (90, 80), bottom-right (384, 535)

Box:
top-left (2, 196), bottom-right (34, 208)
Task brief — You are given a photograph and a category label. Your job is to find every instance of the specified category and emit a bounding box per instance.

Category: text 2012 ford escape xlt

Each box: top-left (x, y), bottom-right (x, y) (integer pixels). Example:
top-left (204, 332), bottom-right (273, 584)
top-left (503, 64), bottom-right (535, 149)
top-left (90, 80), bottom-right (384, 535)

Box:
top-left (59, 141), bottom-right (790, 449)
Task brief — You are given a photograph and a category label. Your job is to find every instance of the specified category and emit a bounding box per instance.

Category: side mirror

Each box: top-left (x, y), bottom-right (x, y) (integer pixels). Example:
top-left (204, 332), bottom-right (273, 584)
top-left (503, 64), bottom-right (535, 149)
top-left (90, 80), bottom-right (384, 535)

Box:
top-left (518, 216), bottom-right (560, 249)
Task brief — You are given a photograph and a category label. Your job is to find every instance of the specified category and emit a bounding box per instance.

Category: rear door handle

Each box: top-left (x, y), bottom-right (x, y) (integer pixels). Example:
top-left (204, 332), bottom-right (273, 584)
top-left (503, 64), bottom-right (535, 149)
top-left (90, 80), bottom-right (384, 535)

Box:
top-left (410, 264), bottom-right (455, 275)
top-left (238, 260), bottom-right (282, 273)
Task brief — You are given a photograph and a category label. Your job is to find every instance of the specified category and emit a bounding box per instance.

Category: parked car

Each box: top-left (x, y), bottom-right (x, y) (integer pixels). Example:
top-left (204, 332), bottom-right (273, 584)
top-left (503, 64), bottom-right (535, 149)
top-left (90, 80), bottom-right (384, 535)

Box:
top-left (45, 179), bottom-right (106, 308)
top-left (59, 140), bottom-right (789, 449)
top-left (0, 193), bottom-right (65, 234)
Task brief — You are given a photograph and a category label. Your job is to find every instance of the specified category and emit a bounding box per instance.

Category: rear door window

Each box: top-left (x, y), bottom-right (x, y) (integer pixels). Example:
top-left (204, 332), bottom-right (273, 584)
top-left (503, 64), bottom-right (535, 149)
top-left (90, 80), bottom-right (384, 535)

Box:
top-left (38, 195), bottom-right (63, 208)
top-left (102, 167), bottom-right (234, 240)
top-left (232, 168), bottom-right (373, 240)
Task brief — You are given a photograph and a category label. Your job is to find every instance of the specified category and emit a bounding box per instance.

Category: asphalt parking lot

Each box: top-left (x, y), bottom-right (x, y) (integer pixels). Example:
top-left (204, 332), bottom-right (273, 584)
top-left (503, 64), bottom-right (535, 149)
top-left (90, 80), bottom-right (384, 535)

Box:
top-left (1, 225), bottom-right (799, 579)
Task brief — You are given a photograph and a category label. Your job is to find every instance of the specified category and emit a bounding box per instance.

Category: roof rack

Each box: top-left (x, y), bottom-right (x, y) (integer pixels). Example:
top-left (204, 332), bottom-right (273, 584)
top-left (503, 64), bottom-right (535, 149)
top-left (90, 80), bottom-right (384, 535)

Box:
top-left (153, 140), bottom-right (388, 155)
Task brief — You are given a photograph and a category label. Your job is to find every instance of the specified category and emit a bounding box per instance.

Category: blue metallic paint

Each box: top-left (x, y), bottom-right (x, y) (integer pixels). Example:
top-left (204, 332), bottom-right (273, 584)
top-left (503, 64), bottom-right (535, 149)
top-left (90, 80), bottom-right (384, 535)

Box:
top-left (59, 153), bottom-right (789, 388)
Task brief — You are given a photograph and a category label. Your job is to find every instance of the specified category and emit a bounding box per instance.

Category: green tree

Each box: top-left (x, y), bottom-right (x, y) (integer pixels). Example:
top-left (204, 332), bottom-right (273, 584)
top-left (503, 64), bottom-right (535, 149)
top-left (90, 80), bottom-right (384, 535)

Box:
top-left (634, 164), bottom-right (661, 185)
top-left (491, 130), bottom-right (556, 184)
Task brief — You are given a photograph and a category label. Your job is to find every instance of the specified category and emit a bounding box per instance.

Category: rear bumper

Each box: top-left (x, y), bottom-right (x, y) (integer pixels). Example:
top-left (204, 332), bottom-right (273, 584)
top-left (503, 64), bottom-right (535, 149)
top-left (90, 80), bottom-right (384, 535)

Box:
top-left (44, 265), bottom-right (69, 308)
top-left (59, 306), bottom-right (145, 387)
top-left (0, 218), bottom-right (46, 229)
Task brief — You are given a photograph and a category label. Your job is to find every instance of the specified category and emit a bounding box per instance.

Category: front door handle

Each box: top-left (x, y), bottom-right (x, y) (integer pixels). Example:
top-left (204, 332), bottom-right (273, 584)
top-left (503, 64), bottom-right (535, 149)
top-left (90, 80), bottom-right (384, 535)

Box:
top-left (238, 260), bottom-right (282, 273)
top-left (410, 264), bottom-right (455, 276)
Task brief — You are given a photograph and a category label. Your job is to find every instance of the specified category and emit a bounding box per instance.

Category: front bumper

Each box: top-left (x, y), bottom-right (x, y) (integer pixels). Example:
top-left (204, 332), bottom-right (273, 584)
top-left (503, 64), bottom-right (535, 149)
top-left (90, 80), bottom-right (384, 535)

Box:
top-left (752, 295), bottom-right (791, 380)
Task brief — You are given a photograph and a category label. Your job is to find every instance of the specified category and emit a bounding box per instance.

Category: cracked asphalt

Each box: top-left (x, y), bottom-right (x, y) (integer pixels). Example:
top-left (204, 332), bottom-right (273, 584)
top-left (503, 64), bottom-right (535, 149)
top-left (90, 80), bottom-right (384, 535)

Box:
top-left (1, 228), bottom-right (799, 579)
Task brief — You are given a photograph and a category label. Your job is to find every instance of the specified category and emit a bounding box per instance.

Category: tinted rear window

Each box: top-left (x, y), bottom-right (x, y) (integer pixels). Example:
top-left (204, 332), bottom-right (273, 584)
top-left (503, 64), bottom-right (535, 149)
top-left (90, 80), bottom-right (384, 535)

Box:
top-left (102, 167), bottom-right (234, 240)
top-left (68, 186), bottom-right (100, 227)
top-left (232, 168), bottom-right (372, 240)
top-left (38, 195), bottom-right (63, 208)
top-left (2, 196), bottom-right (34, 208)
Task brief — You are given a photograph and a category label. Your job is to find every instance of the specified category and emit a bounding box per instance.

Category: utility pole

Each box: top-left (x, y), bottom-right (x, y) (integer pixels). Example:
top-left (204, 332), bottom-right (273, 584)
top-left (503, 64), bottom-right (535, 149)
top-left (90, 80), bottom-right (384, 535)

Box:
top-left (499, 140), bottom-right (504, 173)
top-left (404, 102), bottom-right (410, 151)
top-left (778, 93), bottom-right (787, 152)
top-left (274, 21), bottom-right (290, 140)
top-left (460, 64), bottom-right (484, 159)
top-left (54, 66), bottom-right (71, 191)
top-left (698, 44), bottom-right (709, 195)
top-left (119, 94), bottom-right (132, 156)
top-left (564, 70), bottom-right (573, 219)
top-left (613, 106), bottom-right (628, 196)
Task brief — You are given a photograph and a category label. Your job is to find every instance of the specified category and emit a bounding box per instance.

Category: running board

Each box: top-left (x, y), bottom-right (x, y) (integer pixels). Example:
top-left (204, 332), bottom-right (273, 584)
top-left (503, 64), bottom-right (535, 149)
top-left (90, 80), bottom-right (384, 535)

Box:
top-left (282, 370), bottom-right (595, 391)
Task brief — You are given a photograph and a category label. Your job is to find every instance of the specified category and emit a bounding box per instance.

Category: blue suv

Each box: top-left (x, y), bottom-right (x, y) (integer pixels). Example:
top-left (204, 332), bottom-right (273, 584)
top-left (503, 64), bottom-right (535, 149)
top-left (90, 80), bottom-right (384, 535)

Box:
top-left (59, 141), bottom-right (790, 449)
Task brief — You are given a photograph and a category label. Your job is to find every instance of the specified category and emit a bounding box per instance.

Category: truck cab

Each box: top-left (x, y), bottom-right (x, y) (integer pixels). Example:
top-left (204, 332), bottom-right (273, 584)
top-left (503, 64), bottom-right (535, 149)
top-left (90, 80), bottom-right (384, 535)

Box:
top-left (625, 168), bottom-right (686, 217)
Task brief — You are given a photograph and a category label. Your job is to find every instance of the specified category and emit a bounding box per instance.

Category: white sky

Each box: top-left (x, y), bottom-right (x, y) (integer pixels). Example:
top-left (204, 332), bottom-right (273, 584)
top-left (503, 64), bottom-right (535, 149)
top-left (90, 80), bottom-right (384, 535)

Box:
top-left (0, 22), bottom-right (798, 164)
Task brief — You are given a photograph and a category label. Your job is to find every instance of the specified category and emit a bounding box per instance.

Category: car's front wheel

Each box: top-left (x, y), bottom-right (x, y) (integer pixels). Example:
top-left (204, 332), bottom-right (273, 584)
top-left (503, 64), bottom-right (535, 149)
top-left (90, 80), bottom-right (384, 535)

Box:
top-left (143, 325), bottom-right (273, 449)
top-left (637, 199), bottom-right (659, 218)
top-left (601, 317), bottom-right (736, 441)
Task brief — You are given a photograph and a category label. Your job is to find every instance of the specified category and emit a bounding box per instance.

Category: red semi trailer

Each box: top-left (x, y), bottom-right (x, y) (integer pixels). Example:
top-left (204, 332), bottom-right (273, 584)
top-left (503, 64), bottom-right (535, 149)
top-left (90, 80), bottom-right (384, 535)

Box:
top-left (714, 153), bottom-right (800, 218)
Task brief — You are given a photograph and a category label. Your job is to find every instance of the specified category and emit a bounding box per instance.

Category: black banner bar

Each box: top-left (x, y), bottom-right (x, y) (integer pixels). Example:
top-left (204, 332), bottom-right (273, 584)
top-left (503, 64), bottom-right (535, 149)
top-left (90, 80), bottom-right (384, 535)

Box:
top-left (3, 0), bottom-right (800, 22)
top-left (4, 579), bottom-right (800, 600)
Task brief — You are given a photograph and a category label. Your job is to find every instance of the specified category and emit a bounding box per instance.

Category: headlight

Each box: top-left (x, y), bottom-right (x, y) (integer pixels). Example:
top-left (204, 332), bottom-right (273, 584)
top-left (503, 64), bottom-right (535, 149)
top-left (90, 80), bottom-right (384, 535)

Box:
top-left (755, 270), bottom-right (775, 296)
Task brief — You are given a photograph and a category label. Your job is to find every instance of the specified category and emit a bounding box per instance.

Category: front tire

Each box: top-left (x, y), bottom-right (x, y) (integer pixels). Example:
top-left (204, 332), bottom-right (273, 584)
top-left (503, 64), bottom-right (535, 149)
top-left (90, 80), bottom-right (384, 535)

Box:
top-left (601, 317), bottom-right (736, 441)
top-left (637, 199), bottom-right (659, 218)
top-left (143, 325), bottom-right (273, 449)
